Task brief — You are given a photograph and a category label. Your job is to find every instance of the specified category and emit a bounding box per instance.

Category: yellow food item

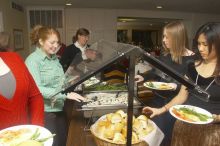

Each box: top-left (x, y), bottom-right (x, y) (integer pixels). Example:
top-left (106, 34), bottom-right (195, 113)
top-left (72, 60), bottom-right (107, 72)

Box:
top-left (113, 122), bottom-right (123, 133)
top-left (115, 110), bottom-right (126, 118)
top-left (0, 128), bottom-right (32, 146)
top-left (97, 120), bottom-right (111, 127)
top-left (111, 113), bottom-right (122, 123)
top-left (93, 111), bottom-right (155, 144)
top-left (112, 133), bottom-right (126, 144)
top-left (17, 140), bottom-right (43, 146)
top-left (159, 84), bottom-right (171, 89)
top-left (132, 132), bottom-right (139, 143)
top-left (103, 128), bottom-right (114, 139)
top-left (136, 115), bottom-right (148, 121)
top-left (106, 113), bottom-right (113, 121)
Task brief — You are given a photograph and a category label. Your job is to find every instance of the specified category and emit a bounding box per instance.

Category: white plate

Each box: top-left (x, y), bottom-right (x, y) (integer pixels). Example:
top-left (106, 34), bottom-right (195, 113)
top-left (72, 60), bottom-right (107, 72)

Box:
top-left (143, 82), bottom-right (174, 90)
top-left (169, 105), bottom-right (214, 124)
top-left (0, 125), bottom-right (53, 146)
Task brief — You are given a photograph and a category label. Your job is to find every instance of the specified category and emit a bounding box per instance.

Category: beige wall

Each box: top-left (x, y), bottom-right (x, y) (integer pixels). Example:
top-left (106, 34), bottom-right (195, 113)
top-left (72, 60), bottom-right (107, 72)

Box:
top-left (65, 8), bottom-right (117, 46)
top-left (64, 8), bottom-right (220, 48)
top-left (0, 0), bottom-right (28, 58)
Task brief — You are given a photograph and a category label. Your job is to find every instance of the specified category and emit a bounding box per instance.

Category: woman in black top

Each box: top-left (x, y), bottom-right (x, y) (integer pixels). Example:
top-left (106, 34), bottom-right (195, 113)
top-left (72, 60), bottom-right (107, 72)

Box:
top-left (143, 22), bottom-right (220, 146)
top-left (136, 21), bottom-right (194, 145)
top-left (60, 28), bottom-right (90, 72)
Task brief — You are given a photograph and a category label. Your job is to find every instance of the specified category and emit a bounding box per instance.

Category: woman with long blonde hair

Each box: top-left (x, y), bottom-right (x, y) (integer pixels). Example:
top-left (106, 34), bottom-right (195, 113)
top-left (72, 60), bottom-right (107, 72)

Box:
top-left (136, 21), bottom-right (194, 145)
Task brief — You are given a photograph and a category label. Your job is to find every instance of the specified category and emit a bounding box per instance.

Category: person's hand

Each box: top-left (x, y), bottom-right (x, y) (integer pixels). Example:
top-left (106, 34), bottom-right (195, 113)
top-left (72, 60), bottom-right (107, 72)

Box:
top-left (66, 92), bottom-right (85, 102)
top-left (142, 106), bottom-right (165, 118)
top-left (135, 75), bottom-right (144, 83)
top-left (212, 114), bottom-right (220, 123)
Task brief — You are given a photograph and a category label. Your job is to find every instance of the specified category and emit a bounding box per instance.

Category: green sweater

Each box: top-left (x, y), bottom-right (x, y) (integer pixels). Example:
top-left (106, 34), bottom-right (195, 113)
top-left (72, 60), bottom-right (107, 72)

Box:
top-left (25, 48), bottom-right (66, 112)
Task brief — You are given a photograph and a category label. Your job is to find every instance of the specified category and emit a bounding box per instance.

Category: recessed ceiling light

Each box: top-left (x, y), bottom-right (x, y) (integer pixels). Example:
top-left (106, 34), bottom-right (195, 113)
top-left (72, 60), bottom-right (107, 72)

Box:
top-left (66, 3), bottom-right (72, 6)
top-left (156, 6), bottom-right (163, 9)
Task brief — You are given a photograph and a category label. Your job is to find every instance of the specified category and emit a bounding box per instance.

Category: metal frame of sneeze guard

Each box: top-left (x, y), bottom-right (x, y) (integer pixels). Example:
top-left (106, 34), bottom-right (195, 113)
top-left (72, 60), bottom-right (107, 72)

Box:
top-left (50, 40), bottom-right (210, 146)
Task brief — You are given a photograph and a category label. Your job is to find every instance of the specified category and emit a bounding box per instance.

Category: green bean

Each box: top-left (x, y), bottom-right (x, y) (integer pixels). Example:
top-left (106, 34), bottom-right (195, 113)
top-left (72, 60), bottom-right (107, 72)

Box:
top-left (37, 134), bottom-right (56, 143)
top-left (30, 128), bottom-right (40, 140)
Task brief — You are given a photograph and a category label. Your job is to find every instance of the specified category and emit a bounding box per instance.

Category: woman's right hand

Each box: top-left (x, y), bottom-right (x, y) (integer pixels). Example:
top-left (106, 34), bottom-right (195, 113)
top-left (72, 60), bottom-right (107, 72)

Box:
top-left (66, 92), bottom-right (85, 102)
top-left (135, 75), bottom-right (144, 83)
top-left (142, 106), bottom-right (166, 118)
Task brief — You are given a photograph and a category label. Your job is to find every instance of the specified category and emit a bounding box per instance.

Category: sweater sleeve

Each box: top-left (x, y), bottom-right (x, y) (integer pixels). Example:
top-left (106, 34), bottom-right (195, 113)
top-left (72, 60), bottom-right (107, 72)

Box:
top-left (16, 54), bottom-right (44, 126)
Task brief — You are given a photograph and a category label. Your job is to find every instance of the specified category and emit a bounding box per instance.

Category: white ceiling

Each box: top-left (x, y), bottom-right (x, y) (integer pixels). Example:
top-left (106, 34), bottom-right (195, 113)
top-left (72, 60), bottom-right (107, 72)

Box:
top-left (16, 0), bottom-right (220, 14)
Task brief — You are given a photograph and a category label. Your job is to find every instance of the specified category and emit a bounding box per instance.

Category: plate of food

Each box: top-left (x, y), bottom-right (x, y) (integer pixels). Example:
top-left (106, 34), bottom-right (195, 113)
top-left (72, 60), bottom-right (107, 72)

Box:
top-left (0, 125), bottom-right (54, 146)
top-left (143, 81), bottom-right (175, 90)
top-left (169, 105), bottom-right (214, 124)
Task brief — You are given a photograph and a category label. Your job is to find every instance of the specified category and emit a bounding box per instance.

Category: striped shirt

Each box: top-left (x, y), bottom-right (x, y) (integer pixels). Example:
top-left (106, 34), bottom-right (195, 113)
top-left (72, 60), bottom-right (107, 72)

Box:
top-left (25, 47), bottom-right (66, 112)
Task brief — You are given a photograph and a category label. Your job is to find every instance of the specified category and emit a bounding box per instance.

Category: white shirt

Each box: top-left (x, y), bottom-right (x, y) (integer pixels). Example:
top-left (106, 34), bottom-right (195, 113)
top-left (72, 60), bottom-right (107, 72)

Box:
top-left (0, 58), bottom-right (10, 76)
top-left (74, 41), bottom-right (88, 60)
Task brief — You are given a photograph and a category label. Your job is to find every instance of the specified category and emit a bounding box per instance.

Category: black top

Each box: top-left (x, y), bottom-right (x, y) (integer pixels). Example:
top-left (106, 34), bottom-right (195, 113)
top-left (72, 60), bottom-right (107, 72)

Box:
top-left (60, 44), bottom-right (82, 72)
top-left (143, 54), bottom-right (195, 100)
top-left (186, 62), bottom-right (220, 114)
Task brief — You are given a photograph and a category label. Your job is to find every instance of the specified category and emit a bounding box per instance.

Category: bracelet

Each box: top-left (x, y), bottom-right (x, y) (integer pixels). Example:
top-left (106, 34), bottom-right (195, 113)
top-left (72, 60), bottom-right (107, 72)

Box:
top-left (163, 105), bottom-right (168, 112)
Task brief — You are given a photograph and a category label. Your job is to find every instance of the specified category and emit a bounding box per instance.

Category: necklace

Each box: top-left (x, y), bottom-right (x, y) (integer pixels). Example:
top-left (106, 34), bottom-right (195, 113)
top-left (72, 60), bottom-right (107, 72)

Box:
top-left (195, 73), bottom-right (215, 91)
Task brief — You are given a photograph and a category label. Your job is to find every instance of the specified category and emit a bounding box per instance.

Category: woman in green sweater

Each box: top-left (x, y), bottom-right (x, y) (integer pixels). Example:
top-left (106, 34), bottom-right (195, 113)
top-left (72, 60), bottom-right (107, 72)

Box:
top-left (25, 25), bottom-right (84, 146)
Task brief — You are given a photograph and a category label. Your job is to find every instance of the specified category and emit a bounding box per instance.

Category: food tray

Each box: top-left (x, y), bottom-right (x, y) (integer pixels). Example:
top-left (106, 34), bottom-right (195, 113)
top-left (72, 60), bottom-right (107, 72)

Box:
top-left (81, 91), bottom-right (141, 118)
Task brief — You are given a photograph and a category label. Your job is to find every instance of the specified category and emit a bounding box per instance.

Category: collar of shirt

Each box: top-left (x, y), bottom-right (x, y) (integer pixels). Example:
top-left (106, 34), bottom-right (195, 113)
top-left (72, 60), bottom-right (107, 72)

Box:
top-left (35, 47), bottom-right (57, 61)
top-left (74, 41), bottom-right (88, 60)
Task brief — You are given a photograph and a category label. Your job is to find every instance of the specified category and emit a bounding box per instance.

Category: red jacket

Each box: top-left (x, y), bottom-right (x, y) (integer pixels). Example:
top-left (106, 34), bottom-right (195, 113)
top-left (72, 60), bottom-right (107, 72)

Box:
top-left (0, 52), bottom-right (44, 130)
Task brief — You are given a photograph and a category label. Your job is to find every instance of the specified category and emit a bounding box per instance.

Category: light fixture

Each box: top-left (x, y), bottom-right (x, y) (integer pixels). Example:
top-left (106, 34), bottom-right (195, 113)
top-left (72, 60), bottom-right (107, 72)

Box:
top-left (66, 3), bottom-right (72, 6)
top-left (156, 6), bottom-right (163, 9)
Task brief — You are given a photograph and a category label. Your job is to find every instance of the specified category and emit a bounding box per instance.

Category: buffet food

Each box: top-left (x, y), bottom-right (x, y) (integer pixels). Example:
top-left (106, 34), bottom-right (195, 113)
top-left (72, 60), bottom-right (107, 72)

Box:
top-left (170, 105), bottom-right (213, 123)
top-left (82, 92), bottom-right (138, 108)
top-left (0, 125), bottom-right (54, 146)
top-left (0, 128), bottom-right (32, 146)
top-left (144, 81), bottom-right (173, 90)
top-left (91, 110), bottom-right (154, 144)
top-left (83, 76), bottom-right (100, 87)
top-left (85, 83), bottom-right (127, 91)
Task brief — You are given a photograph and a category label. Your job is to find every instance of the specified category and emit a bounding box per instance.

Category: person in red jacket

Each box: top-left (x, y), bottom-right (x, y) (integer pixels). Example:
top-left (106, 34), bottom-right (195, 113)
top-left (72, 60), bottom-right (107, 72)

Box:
top-left (0, 47), bottom-right (44, 130)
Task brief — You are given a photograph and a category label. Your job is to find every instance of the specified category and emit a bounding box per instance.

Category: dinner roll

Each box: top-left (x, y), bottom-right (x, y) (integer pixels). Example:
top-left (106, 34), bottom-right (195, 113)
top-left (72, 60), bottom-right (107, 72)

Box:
top-left (132, 132), bottom-right (139, 143)
top-left (103, 127), bottom-right (114, 139)
top-left (112, 132), bottom-right (126, 144)
top-left (136, 115), bottom-right (148, 121)
top-left (113, 122), bottom-right (124, 133)
top-left (115, 110), bottom-right (126, 118)
top-left (111, 113), bottom-right (122, 123)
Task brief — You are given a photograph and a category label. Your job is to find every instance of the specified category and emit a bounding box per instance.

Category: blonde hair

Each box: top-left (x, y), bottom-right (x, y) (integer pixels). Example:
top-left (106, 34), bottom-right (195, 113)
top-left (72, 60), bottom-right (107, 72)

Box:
top-left (30, 25), bottom-right (60, 46)
top-left (163, 21), bottom-right (189, 64)
top-left (0, 32), bottom-right (10, 51)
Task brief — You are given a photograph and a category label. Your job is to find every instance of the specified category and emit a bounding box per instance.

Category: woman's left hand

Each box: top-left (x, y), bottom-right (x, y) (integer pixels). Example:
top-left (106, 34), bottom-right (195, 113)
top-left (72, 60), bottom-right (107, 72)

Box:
top-left (66, 92), bottom-right (85, 102)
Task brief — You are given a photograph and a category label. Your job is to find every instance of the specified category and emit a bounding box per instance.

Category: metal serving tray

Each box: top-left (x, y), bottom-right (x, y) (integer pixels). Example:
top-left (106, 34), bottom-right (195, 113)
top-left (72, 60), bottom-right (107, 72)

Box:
top-left (80, 91), bottom-right (141, 117)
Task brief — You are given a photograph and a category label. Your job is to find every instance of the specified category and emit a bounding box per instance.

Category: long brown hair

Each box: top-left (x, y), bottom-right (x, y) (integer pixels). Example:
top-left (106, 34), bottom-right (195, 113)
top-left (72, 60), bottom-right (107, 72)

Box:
top-left (162, 21), bottom-right (189, 64)
top-left (30, 25), bottom-right (60, 47)
top-left (72, 28), bottom-right (90, 43)
top-left (193, 22), bottom-right (220, 78)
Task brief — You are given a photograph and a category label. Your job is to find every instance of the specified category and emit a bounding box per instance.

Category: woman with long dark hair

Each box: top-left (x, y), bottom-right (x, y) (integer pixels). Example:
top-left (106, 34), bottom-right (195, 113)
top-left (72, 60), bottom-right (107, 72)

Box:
top-left (143, 22), bottom-right (220, 146)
